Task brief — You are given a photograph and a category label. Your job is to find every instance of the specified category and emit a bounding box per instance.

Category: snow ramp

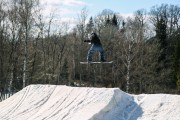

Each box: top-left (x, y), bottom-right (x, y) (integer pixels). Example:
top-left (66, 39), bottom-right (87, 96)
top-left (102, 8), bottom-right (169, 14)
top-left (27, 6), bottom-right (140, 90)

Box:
top-left (0, 85), bottom-right (138, 120)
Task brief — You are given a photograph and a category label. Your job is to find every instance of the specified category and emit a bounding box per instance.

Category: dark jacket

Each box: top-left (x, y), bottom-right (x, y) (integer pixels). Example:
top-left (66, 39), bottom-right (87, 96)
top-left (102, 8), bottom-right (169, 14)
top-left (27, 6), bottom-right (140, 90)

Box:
top-left (84, 33), bottom-right (102, 45)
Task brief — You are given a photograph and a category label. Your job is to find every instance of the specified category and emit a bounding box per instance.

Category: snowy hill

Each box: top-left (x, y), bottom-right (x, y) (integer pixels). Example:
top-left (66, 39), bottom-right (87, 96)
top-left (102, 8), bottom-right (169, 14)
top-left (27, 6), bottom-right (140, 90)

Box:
top-left (0, 85), bottom-right (180, 120)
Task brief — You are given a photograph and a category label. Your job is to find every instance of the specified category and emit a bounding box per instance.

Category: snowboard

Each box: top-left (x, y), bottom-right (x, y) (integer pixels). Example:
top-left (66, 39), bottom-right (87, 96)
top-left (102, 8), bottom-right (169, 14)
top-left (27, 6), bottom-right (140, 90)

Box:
top-left (80, 61), bottom-right (113, 64)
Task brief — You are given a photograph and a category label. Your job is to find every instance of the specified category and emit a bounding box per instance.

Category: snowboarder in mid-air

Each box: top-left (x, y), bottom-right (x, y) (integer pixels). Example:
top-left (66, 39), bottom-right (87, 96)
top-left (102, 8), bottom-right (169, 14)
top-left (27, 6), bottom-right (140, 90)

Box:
top-left (84, 32), bottom-right (106, 63)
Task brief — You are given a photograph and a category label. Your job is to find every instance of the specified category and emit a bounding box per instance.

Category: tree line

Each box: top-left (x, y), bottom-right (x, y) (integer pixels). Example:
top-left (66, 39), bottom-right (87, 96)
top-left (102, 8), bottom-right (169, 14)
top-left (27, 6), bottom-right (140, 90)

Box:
top-left (0, 0), bottom-right (180, 95)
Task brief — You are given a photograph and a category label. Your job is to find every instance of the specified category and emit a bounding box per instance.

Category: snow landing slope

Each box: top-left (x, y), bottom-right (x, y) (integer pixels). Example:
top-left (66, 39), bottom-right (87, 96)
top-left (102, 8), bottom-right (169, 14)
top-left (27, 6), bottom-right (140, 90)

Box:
top-left (0, 85), bottom-right (180, 120)
top-left (0, 85), bottom-right (133, 120)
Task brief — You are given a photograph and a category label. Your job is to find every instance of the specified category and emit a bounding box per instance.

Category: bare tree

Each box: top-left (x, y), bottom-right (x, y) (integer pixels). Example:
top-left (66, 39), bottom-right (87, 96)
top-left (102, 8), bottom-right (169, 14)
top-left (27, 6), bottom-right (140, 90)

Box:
top-left (0, 0), bottom-right (9, 92)
top-left (76, 7), bottom-right (88, 84)
top-left (119, 14), bottom-right (147, 92)
top-left (168, 5), bottom-right (180, 34)
top-left (17, 0), bottom-right (39, 88)
top-left (6, 0), bottom-right (23, 92)
top-left (149, 4), bottom-right (180, 36)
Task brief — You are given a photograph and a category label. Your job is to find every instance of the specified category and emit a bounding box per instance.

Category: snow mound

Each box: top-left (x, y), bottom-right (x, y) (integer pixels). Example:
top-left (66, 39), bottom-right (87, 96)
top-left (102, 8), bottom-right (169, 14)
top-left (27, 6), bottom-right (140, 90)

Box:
top-left (0, 85), bottom-right (133, 120)
top-left (133, 94), bottom-right (180, 120)
top-left (0, 85), bottom-right (180, 120)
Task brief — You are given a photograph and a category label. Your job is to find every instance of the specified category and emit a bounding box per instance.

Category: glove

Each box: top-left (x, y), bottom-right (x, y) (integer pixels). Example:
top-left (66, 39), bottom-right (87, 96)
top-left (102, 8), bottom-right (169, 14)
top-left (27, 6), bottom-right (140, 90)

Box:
top-left (84, 40), bottom-right (91, 42)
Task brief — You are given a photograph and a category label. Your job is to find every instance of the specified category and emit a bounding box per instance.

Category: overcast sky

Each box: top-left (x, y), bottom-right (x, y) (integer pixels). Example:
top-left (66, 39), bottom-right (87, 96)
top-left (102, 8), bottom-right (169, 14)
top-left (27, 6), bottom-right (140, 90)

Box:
top-left (39, 0), bottom-right (180, 30)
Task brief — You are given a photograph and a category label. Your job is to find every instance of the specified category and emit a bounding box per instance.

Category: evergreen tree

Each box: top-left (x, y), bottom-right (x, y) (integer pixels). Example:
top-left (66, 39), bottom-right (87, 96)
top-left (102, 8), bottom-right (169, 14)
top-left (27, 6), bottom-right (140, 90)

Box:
top-left (111, 14), bottom-right (118, 26)
top-left (174, 31), bottom-right (180, 84)
top-left (86, 17), bottom-right (94, 33)
top-left (122, 20), bottom-right (125, 28)
top-left (156, 15), bottom-right (167, 62)
top-left (106, 15), bottom-right (111, 25)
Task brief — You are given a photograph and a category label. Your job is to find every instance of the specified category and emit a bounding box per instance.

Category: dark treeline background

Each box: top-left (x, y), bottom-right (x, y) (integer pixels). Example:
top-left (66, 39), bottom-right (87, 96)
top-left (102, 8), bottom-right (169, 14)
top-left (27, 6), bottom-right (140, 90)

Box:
top-left (0, 0), bottom-right (180, 95)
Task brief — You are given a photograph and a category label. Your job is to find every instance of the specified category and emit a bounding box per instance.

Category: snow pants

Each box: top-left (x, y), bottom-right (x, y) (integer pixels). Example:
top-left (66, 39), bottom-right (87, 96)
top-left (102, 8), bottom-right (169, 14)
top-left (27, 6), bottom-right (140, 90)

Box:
top-left (87, 44), bottom-right (105, 62)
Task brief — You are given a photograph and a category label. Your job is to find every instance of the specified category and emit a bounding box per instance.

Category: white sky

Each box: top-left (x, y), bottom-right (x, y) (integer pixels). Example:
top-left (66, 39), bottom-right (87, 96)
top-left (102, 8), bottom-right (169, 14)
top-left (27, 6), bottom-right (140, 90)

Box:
top-left (39, 0), bottom-right (180, 31)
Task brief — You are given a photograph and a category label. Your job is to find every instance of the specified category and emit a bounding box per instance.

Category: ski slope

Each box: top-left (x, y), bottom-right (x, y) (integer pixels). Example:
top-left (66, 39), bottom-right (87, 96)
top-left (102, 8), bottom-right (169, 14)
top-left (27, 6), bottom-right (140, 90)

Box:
top-left (0, 85), bottom-right (180, 120)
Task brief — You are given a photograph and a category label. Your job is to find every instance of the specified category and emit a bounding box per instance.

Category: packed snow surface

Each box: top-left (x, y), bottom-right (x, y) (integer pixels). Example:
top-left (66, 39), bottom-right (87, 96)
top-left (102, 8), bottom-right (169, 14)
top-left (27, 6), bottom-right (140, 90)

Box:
top-left (0, 85), bottom-right (180, 120)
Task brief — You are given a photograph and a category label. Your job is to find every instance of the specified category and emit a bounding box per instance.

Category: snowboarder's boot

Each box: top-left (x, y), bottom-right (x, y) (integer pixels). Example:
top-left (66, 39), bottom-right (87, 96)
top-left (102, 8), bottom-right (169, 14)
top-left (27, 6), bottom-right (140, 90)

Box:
top-left (101, 59), bottom-right (106, 62)
top-left (87, 60), bottom-right (92, 63)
